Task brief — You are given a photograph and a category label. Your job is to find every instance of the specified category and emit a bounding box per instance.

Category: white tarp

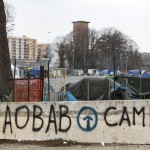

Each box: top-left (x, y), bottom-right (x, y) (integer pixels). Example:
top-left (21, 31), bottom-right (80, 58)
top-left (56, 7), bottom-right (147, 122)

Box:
top-left (11, 64), bottom-right (20, 78)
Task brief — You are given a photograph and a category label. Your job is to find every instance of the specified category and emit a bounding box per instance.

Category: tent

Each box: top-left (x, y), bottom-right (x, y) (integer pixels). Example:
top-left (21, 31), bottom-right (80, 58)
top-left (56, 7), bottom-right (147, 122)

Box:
top-left (100, 69), bottom-right (110, 76)
top-left (116, 75), bottom-right (150, 99)
top-left (110, 70), bottom-right (121, 76)
top-left (128, 70), bottom-right (150, 78)
top-left (128, 70), bottom-right (140, 76)
top-left (141, 71), bottom-right (150, 78)
top-left (66, 76), bottom-right (128, 100)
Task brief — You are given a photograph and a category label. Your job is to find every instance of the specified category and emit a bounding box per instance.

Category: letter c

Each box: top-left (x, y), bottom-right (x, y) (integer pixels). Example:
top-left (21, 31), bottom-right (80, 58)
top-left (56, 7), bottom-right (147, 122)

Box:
top-left (104, 107), bottom-right (118, 127)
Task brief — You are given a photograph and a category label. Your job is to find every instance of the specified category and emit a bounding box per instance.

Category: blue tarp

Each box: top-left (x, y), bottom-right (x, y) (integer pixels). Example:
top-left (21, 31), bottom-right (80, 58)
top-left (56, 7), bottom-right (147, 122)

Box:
top-left (100, 70), bottom-right (121, 76)
top-left (30, 67), bottom-right (40, 77)
top-left (128, 70), bottom-right (150, 78)
top-left (110, 70), bottom-right (121, 75)
top-left (128, 70), bottom-right (140, 76)
top-left (43, 82), bottom-right (55, 101)
top-left (65, 91), bottom-right (77, 101)
top-left (100, 69), bottom-right (110, 75)
top-left (141, 71), bottom-right (150, 78)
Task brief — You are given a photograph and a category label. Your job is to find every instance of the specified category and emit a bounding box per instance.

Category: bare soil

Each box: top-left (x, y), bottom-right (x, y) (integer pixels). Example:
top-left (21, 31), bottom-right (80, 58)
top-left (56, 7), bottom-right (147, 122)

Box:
top-left (0, 139), bottom-right (91, 147)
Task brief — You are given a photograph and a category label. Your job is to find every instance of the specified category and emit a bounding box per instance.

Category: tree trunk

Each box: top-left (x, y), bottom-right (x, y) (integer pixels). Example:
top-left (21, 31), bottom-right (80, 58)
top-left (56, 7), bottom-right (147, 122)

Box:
top-left (0, 0), bottom-right (13, 96)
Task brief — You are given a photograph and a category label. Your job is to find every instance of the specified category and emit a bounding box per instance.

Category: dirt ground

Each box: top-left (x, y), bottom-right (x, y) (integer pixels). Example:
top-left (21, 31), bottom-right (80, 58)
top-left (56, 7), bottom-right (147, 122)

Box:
top-left (0, 139), bottom-right (85, 147)
top-left (1, 140), bottom-right (150, 150)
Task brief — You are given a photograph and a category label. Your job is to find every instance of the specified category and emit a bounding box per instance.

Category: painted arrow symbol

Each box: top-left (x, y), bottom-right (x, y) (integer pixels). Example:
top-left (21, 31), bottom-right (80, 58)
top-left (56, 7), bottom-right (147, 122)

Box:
top-left (83, 116), bottom-right (93, 130)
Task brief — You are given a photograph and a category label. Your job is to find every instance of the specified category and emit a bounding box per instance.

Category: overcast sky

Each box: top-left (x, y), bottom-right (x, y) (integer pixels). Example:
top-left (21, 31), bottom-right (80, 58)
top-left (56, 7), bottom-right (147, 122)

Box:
top-left (5, 0), bottom-right (150, 52)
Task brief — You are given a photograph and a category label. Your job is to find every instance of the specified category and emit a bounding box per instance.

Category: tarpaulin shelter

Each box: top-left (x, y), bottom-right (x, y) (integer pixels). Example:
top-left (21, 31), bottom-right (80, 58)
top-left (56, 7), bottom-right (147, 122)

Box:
top-left (128, 70), bottom-right (150, 78)
top-left (116, 75), bottom-right (150, 99)
top-left (110, 70), bottom-right (121, 76)
top-left (141, 71), bottom-right (150, 78)
top-left (128, 70), bottom-right (140, 76)
top-left (100, 69), bottom-right (110, 76)
top-left (66, 76), bottom-right (129, 101)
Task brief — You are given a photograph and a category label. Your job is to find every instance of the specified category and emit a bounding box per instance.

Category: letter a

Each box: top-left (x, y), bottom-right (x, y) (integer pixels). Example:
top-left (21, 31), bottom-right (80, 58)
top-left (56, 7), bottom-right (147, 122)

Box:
top-left (3, 105), bottom-right (13, 133)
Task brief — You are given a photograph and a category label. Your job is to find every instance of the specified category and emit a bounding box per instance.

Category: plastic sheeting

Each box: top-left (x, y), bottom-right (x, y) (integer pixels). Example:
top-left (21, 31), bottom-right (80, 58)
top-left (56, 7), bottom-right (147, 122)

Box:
top-left (116, 76), bottom-right (150, 99)
top-left (30, 67), bottom-right (40, 78)
top-left (66, 76), bottom-right (126, 101)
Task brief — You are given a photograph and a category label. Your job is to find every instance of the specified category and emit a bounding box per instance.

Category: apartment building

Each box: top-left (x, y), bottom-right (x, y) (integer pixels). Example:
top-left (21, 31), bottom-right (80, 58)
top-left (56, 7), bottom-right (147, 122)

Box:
top-left (8, 35), bottom-right (38, 60)
top-left (37, 43), bottom-right (49, 60)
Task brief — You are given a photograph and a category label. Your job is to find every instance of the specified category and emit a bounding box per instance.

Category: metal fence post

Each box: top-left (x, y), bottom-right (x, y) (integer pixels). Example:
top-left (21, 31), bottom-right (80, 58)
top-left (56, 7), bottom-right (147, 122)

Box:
top-left (113, 56), bottom-right (116, 100)
top-left (48, 60), bottom-right (50, 101)
top-left (40, 66), bottom-right (44, 102)
top-left (13, 59), bottom-right (16, 102)
top-left (27, 70), bottom-right (30, 102)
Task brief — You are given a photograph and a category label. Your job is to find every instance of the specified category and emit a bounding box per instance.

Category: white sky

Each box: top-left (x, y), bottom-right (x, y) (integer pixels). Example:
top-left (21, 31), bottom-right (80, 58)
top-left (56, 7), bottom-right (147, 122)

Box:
top-left (5, 0), bottom-right (150, 52)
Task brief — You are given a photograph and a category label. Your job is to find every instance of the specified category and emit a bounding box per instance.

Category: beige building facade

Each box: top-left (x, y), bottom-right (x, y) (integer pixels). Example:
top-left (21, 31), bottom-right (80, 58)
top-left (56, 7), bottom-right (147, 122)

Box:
top-left (37, 43), bottom-right (49, 60)
top-left (8, 35), bottom-right (38, 60)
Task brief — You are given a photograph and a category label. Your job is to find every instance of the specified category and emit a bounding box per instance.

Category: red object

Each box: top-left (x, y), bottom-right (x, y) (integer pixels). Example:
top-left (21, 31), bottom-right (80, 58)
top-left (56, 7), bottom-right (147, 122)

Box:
top-left (14, 78), bottom-right (43, 102)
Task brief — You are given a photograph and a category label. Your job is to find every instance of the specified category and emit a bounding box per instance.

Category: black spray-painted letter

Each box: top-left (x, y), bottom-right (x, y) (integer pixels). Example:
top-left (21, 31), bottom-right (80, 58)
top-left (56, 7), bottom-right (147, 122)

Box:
top-left (59, 105), bottom-right (71, 132)
top-left (32, 105), bottom-right (43, 132)
top-left (119, 107), bottom-right (130, 126)
top-left (104, 107), bottom-right (118, 127)
top-left (3, 105), bottom-right (12, 134)
top-left (133, 107), bottom-right (145, 127)
top-left (15, 106), bottom-right (29, 129)
top-left (46, 105), bottom-right (57, 134)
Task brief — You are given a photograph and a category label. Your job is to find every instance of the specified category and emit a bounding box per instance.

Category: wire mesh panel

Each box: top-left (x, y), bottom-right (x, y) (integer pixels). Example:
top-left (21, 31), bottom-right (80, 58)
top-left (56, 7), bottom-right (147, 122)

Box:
top-left (47, 68), bottom-right (86, 101)
top-left (14, 78), bottom-right (43, 102)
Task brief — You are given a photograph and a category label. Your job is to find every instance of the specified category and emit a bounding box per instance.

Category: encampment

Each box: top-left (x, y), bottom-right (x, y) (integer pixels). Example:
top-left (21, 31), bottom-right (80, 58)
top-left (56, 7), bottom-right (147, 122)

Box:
top-left (128, 70), bottom-right (150, 78)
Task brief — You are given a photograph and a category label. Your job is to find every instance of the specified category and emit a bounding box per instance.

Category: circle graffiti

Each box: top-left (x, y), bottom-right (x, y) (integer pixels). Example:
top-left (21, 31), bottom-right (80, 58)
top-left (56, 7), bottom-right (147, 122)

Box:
top-left (77, 106), bottom-right (98, 131)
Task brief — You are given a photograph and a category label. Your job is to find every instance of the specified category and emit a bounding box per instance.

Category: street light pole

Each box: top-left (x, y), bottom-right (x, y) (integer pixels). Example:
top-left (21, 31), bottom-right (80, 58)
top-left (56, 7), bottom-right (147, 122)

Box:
top-left (47, 32), bottom-right (51, 101)
top-left (126, 56), bottom-right (128, 99)
top-left (48, 32), bottom-right (50, 42)
top-left (113, 56), bottom-right (116, 100)
top-left (72, 43), bottom-right (74, 75)
top-left (48, 32), bottom-right (51, 60)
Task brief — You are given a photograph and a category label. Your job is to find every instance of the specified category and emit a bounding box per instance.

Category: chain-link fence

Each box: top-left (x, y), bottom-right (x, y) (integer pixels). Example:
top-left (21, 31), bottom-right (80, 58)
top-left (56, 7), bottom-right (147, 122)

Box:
top-left (1, 59), bottom-right (148, 102)
top-left (3, 59), bottom-right (84, 102)
top-left (0, 59), bottom-right (129, 102)
top-left (44, 68), bottom-right (85, 101)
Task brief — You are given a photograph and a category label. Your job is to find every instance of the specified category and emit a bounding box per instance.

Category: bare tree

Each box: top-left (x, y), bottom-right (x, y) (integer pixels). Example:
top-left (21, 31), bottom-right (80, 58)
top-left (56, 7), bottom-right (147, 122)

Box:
top-left (88, 28), bottom-right (100, 69)
top-left (55, 27), bottom-right (142, 72)
top-left (55, 37), bottom-right (67, 68)
top-left (55, 33), bottom-right (74, 72)
top-left (125, 38), bottom-right (142, 70)
top-left (4, 2), bottom-right (16, 33)
top-left (63, 32), bottom-right (73, 72)
top-left (0, 0), bottom-right (13, 97)
top-left (95, 27), bottom-right (142, 70)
